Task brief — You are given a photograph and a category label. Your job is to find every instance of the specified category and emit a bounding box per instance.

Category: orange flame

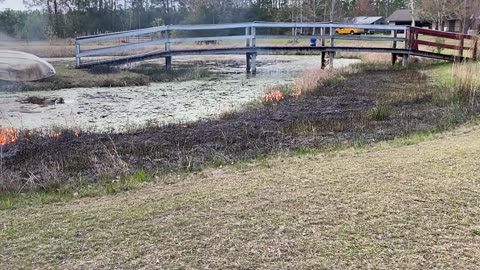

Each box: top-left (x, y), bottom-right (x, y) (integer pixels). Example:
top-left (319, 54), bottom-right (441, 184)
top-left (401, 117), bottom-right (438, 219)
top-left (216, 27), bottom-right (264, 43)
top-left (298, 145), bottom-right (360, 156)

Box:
top-left (0, 128), bottom-right (19, 146)
top-left (292, 82), bottom-right (302, 97)
top-left (48, 129), bottom-right (81, 139)
top-left (48, 132), bottom-right (61, 138)
top-left (264, 90), bottom-right (284, 102)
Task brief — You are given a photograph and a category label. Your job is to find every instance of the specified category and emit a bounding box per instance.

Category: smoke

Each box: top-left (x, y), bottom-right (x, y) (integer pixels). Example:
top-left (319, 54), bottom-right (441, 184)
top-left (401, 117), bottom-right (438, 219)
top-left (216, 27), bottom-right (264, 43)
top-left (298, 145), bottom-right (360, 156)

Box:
top-left (0, 32), bottom-right (15, 43)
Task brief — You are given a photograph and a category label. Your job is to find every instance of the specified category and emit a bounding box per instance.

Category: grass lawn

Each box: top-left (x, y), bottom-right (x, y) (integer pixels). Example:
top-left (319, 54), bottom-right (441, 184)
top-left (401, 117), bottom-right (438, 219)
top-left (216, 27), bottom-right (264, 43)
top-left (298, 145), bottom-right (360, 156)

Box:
top-left (1, 124), bottom-right (480, 269)
top-left (2, 51), bottom-right (480, 268)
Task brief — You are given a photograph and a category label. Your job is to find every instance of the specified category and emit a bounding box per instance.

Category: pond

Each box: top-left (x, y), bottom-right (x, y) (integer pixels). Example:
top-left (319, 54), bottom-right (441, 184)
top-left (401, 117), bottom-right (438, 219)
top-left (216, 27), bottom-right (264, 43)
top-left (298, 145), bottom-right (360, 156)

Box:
top-left (0, 55), bottom-right (360, 131)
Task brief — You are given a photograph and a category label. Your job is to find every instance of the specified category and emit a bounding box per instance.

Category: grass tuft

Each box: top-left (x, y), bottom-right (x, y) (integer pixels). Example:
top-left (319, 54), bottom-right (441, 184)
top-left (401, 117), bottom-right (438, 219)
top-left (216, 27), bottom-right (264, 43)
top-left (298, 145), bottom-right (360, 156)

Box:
top-left (368, 106), bottom-right (391, 121)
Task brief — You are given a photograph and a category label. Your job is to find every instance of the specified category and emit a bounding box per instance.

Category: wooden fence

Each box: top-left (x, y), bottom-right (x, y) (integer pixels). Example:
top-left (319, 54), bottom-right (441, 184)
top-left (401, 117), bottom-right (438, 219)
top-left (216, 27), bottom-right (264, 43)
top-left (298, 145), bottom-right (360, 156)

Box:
top-left (408, 27), bottom-right (478, 60)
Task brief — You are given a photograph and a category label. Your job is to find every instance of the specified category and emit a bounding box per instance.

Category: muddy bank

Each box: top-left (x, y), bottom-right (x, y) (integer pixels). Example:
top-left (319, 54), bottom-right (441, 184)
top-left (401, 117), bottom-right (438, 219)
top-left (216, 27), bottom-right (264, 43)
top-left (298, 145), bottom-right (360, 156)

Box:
top-left (2, 67), bottom-right (477, 192)
top-left (1, 56), bottom-right (359, 131)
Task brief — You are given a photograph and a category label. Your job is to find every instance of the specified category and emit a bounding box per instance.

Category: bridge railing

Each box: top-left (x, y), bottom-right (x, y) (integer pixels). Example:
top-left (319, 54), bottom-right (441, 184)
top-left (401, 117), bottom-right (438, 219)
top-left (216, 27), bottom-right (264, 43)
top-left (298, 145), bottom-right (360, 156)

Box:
top-left (74, 22), bottom-right (407, 68)
top-left (408, 27), bottom-right (478, 60)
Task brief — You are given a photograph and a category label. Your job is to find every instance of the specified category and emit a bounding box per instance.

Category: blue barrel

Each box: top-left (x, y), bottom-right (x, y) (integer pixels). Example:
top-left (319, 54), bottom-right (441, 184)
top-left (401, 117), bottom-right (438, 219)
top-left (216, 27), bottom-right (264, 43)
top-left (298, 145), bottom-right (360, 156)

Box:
top-left (310, 37), bottom-right (317, 47)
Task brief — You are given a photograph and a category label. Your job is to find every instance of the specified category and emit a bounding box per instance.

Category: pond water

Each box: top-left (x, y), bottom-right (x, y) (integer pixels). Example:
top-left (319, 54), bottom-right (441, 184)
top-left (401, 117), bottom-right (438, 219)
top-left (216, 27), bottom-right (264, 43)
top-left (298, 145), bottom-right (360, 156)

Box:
top-left (0, 55), bottom-right (360, 131)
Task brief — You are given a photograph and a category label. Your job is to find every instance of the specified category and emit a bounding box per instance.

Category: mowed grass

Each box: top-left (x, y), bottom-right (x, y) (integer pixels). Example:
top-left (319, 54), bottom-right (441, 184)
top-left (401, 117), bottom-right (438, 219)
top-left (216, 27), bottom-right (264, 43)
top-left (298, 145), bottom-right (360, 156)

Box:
top-left (1, 125), bottom-right (480, 269)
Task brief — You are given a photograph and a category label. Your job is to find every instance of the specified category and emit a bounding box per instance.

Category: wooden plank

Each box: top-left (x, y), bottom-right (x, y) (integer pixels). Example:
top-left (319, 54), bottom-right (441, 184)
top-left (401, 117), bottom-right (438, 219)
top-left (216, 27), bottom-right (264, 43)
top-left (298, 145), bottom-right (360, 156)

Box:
top-left (167, 22), bottom-right (253, 31)
top-left (78, 39), bottom-right (167, 57)
top-left (415, 39), bottom-right (462, 51)
top-left (78, 35), bottom-right (252, 57)
top-left (256, 35), bottom-right (326, 40)
top-left (169, 35), bottom-right (252, 43)
top-left (253, 22), bottom-right (406, 31)
top-left (334, 35), bottom-right (406, 42)
top-left (78, 46), bottom-right (463, 69)
top-left (410, 26), bottom-right (475, 40)
top-left (76, 26), bottom-right (168, 44)
top-left (77, 22), bottom-right (407, 45)
top-left (329, 23), bottom-right (406, 31)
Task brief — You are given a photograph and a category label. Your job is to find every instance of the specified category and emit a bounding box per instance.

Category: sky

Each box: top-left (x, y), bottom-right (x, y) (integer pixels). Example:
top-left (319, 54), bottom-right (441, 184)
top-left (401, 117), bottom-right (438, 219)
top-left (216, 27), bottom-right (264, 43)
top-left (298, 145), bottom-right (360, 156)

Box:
top-left (0, 0), bottom-right (27, 11)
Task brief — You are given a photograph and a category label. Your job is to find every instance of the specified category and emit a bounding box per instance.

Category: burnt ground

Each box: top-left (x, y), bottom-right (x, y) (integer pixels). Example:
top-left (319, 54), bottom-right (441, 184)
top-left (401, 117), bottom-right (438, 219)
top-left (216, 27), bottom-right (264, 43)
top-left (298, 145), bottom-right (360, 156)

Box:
top-left (1, 67), bottom-right (478, 192)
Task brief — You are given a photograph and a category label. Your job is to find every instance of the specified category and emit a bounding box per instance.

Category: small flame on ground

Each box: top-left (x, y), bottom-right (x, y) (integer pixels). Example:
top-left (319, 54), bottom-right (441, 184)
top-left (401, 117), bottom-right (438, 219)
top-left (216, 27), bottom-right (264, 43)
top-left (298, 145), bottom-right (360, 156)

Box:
top-left (292, 83), bottom-right (302, 97)
top-left (48, 129), bottom-right (81, 138)
top-left (48, 132), bottom-right (61, 138)
top-left (0, 128), bottom-right (19, 146)
top-left (264, 90), bottom-right (284, 102)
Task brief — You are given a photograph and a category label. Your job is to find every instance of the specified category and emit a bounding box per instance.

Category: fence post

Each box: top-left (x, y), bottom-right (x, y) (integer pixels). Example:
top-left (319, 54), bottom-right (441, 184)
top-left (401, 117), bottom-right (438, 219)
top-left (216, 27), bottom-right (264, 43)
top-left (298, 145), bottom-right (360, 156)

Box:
top-left (321, 27), bottom-right (326, 47)
top-left (402, 27), bottom-right (410, 67)
top-left (245, 27), bottom-right (251, 47)
top-left (459, 35), bottom-right (465, 58)
top-left (165, 29), bottom-right (172, 71)
top-left (415, 32), bottom-right (419, 50)
top-left (330, 27), bottom-right (335, 46)
top-left (251, 26), bottom-right (256, 48)
top-left (75, 43), bottom-right (81, 68)
top-left (473, 37), bottom-right (478, 60)
top-left (321, 27), bottom-right (326, 69)
top-left (250, 26), bottom-right (257, 74)
top-left (392, 30), bottom-right (397, 65)
top-left (329, 27), bottom-right (335, 70)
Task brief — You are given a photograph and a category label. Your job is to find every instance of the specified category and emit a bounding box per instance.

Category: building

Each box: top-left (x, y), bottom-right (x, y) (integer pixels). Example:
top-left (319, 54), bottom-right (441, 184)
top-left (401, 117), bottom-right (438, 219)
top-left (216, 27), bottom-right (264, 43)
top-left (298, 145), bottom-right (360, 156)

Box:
top-left (352, 16), bottom-right (385, 25)
top-left (386, 9), bottom-right (431, 28)
top-left (434, 17), bottom-right (480, 33)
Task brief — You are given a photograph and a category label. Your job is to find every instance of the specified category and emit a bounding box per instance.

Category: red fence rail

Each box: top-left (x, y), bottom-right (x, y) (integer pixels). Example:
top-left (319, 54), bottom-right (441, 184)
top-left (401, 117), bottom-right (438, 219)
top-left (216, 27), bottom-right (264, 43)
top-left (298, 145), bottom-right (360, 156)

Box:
top-left (408, 27), bottom-right (478, 60)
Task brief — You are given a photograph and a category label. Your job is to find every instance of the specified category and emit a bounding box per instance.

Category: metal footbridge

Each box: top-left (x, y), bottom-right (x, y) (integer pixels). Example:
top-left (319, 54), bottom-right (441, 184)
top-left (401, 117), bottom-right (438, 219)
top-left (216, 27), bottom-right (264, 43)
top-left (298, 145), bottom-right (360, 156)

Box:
top-left (75, 22), bottom-right (478, 72)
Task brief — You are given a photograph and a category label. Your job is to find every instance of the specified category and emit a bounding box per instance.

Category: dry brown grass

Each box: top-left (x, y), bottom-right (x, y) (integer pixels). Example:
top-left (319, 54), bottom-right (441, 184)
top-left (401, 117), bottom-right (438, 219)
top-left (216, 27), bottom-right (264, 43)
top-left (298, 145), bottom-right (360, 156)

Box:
top-left (451, 61), bottom-right (480, 105)
top-left (360, 52), bottom-right (392, 64)
top-left (1, 124), bottom-right (480, 269)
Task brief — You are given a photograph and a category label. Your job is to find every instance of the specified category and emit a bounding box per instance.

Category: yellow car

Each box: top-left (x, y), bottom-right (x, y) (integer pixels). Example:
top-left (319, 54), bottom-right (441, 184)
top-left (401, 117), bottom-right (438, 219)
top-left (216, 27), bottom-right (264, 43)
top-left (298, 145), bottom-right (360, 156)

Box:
top-left (335, 28), bottom-right (365, 35)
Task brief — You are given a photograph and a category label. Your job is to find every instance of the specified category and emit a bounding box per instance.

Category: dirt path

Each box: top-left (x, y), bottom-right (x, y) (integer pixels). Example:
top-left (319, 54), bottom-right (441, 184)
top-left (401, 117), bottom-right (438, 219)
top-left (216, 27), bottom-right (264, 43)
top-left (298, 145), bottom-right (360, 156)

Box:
top-left (1, 125), bottom-right (479, 269)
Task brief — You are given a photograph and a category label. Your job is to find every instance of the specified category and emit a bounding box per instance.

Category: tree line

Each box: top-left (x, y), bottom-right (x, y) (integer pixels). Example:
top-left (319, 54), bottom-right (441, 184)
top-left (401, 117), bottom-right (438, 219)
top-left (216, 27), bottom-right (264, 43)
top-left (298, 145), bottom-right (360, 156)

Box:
top-left (0, 0), bottom-right (477, 39)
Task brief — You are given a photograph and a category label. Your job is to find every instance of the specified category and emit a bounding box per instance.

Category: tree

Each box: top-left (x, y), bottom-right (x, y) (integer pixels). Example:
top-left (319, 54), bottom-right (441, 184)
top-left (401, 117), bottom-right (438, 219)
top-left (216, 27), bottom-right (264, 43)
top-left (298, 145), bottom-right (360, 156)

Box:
top-left (354, 0), bottom-right (375, 16)
top-left (420, 0), bottom-right (463, 30)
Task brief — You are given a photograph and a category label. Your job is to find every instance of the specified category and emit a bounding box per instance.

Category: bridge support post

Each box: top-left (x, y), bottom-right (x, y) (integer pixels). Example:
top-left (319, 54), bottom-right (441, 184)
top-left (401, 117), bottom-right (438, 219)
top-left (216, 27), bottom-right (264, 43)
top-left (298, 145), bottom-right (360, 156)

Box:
top-left (246, 52), bottom-right (257, 74)
top-left (321, 53), bottom-right (326, 69)
top-left (329, 27), bottom-right (335, 70)
top-left (328, 52), bottom-right (335, 70)
top-left (166, 56), bottom-right (172, 71)
top-left (75, 44), bottom-right (81, 68)
top-left (402, 54), bottom-right (409, 67)
top-left (391, 30), bottom-right (398, 65)
top-left (321, 27), bottom-right (326, 69)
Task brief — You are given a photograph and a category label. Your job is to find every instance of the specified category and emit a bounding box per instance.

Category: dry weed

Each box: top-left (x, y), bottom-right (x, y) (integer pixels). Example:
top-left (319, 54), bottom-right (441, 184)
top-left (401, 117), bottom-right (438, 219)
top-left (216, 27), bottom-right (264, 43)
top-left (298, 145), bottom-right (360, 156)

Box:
top-left (451, 61), bottom-right (480, 105)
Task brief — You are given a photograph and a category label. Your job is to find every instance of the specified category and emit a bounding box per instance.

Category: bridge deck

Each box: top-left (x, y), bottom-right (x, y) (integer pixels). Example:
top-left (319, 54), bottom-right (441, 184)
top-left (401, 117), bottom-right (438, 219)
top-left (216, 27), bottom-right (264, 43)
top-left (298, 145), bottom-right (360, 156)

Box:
top-left (77, 46), bottom-right (460, 69)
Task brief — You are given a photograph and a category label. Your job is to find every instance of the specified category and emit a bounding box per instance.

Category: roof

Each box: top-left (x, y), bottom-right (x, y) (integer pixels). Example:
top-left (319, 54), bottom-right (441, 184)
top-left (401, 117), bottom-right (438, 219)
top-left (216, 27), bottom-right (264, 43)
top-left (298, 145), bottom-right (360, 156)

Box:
top-left (352, 16), bottom-right (384, 24)
top-left (386, 9), bottom-right (420, 22)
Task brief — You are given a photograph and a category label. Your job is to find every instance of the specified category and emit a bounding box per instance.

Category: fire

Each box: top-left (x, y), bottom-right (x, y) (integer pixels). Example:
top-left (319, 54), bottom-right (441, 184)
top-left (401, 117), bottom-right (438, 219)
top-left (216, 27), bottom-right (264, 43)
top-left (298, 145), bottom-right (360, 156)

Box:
top-left (48, 129), bottom-right (81, 139)
top-left (0, 128), bottom-right (19, 146)
top-left (48, 132), bottom-right (61, 138)
top-left (264, 90), bottom-right (284, 102)
top-left (292, 82), bottom-right (302, 97)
